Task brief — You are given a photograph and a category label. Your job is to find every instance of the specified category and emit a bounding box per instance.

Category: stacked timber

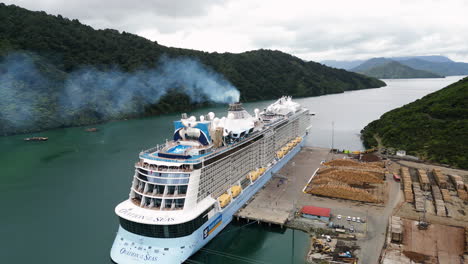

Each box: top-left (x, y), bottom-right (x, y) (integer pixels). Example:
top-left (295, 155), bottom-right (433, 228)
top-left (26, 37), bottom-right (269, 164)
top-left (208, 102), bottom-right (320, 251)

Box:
top-left (465, 228), bottom-right (468, 253)
top-left (440, 188), bottom-right (452, 203)
top-left (306, 182), bottom-right (378, 203)
top-left (432, 169), bottom-right (448, 189)
top-left (329, 166), bottom-right (385, 177)
top-left (318, 167), bottom-right (384, 178)
top-left (390, 216), bottom-right (403, 243)
top-left (432, 185), bottom-right (447, 217)
top-left (457, 188), bottom-right (468, 201)
top-left (451, 177), bottom-right (468, 201)
top-left (323, 159), bottom-right (383, 170)
top-left (401, 167), bottom-right (414, 203)
top-left (412, 183), bottom-right (425, 212)
top-left (369, 161), bottom-right (385, 168)
top-left (449, 174), bottom-right (465, 190)
top-left (417, 169), bottom-right (431, 191)
top-left (313, 169), bottom-right (383, 185)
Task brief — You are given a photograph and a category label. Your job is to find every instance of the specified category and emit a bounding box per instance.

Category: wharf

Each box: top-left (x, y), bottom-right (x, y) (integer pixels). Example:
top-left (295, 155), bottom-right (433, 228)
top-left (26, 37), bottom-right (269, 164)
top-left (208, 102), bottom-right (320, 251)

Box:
top-left (234, 147), bottom-right (332, 227)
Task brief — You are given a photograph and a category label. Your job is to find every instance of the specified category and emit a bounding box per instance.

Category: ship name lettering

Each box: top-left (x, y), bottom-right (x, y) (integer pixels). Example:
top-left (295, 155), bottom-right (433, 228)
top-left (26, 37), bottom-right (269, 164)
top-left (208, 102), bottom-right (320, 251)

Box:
top-left (120, 248), bottom-right (158, 261)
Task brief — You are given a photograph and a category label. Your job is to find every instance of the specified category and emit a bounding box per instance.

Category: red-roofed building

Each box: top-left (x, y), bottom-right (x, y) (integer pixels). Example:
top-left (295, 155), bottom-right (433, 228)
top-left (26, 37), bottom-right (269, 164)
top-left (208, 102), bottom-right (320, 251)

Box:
top-left (300, 206), bottom-right (331, 222)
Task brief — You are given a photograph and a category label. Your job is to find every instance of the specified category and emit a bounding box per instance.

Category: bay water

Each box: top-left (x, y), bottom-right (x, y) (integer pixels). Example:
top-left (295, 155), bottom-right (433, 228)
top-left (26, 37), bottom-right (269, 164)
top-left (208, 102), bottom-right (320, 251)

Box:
top-left (0, 76), bottom-right (463, 263)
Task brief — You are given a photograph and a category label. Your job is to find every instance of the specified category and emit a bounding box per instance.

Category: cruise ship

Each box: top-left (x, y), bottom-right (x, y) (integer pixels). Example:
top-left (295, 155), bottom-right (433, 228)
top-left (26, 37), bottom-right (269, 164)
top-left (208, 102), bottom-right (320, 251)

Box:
top-left (110, 97), bottom-right (311, 263)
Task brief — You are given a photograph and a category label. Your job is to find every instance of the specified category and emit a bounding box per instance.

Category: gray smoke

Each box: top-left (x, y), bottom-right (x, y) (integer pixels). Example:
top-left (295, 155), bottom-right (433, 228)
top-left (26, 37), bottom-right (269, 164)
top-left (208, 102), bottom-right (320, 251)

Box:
top-left (61, 55), bottom-right (240, 117)
top-left (0, 53), bottom-right (240, 134)
top-left (0, 53), bottom-right (48, 130)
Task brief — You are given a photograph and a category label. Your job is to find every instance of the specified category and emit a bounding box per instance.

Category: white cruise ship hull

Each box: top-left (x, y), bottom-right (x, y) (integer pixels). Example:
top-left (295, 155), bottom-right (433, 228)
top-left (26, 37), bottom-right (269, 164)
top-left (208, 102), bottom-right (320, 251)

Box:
top-left (110, 137), bottom-right (305, 263)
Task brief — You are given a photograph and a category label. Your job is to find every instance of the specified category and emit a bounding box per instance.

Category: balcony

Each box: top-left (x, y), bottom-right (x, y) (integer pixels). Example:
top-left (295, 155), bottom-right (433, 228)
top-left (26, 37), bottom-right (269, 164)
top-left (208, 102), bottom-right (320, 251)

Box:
top-left (135, 161), bottom-right (193, 173)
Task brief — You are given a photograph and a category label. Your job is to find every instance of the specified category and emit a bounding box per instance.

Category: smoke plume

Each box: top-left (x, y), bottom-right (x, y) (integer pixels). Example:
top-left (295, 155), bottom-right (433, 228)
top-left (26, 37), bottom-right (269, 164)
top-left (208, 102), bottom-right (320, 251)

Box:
top-left (0, 53), bottom-right (240, 134)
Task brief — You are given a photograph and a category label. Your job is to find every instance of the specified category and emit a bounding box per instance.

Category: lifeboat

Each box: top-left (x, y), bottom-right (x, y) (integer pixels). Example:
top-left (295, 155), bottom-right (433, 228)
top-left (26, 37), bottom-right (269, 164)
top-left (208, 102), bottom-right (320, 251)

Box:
top-left (247, 170), bottom-right (260, 181)
top-left (257, 167), bottom-right (266, 175)
top-left (218, 193), bottom-right (231, 208)
top-left (230, 185), bottom-right (242, 198)
top-left (277, 150), bottom-right (285, 158)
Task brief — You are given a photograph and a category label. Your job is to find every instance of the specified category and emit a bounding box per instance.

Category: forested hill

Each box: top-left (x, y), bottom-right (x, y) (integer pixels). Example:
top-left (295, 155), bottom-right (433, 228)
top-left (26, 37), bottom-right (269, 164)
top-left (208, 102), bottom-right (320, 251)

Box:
top-left (0, 3), bottom-right (385, 135)
top-left (355, 61), bottom-right (444, 79)
top-left (361, 77), bottom-right (468, 169)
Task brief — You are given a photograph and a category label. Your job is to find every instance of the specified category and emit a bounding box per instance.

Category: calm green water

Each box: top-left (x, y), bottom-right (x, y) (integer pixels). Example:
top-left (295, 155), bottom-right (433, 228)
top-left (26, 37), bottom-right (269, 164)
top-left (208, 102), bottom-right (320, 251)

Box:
top-left (0, 76), bottom-right (463, 264)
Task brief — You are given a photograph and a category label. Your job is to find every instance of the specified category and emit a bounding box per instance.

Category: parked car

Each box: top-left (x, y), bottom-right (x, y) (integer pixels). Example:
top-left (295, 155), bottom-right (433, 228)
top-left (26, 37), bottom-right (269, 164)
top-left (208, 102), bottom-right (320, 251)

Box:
top-left (337, 215), bottom-right (342, 220)
top-left (357, 217), bottom-right (361, 223)
top-left (349, 225), bottom-right (355, 232)
top-left (347, 216), bottom-right (351, 221)
top-left (352, 217), bottom-right (356, 222)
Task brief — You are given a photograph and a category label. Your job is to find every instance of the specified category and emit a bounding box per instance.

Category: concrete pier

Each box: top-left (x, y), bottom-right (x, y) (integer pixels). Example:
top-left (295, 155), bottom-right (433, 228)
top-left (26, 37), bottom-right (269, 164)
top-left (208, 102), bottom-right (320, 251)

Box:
top-left (234, 147), bottom-right (332, 227)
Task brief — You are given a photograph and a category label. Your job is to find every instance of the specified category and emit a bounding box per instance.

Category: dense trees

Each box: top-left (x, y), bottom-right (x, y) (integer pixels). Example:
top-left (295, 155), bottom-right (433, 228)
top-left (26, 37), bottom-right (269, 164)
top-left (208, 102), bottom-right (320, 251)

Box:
top-left (0, 3), bottom-right (385, 135)
top-left (361, 77), bottom-right (468, 169)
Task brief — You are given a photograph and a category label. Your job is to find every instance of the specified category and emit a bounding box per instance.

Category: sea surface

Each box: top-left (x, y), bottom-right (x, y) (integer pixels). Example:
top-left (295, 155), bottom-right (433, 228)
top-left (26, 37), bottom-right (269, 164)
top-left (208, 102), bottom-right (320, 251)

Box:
top-left (0, 76), bottom-right (464, 264)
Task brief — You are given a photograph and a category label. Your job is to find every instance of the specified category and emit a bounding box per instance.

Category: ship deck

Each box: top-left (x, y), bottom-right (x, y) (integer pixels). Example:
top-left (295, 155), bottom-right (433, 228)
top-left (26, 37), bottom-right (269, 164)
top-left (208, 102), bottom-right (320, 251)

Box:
top-left (139, 111), bottom-right (301, 164)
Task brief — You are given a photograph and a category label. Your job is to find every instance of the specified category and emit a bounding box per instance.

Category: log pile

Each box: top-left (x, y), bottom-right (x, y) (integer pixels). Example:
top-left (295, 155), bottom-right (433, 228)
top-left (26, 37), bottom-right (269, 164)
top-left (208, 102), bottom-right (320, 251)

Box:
top-left (305, 182), bottom-right (378, 203)
top-left (328, 166), bottom-right (385, 175)
top-left (441, 188), bottom-right (452, 203)
top-left (431, 185), bottom-right (447, 217)
top-left (448, 174), bottom-right (465, 190)
top-left (447, 174), bottom-right (468, 201)
top-left (323, 159), bottom-right (383, 169)
top-left (314, 168), bottom-right (384, 185)
top-left (432, 168), bottom-right (448, 189)
top-left (465, 228), bottom-right (468, 253)
top-left (368, 161), bottom-right (386, 168)
top-left (401, 167), bottom-right (414, 203)
top-left (390, 216), bottom-right (403, 243)
top-left (417, 169), bottom-right (430, 191)
top-left (412, 183), bottom-right (425, 212)
top-left (457, 188), bottom-right (468, 201)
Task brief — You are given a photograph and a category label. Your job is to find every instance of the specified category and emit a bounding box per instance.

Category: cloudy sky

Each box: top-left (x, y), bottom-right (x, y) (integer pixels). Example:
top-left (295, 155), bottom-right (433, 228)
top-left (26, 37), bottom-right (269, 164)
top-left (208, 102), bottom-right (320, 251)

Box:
top-left (6, 0), bottom-right (468, 62)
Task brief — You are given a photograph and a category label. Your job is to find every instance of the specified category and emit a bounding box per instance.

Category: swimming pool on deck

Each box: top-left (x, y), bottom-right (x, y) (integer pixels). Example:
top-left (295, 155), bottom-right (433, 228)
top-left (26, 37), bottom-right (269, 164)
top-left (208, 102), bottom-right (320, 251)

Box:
top-left (167, 145), bottom-right (192, 154)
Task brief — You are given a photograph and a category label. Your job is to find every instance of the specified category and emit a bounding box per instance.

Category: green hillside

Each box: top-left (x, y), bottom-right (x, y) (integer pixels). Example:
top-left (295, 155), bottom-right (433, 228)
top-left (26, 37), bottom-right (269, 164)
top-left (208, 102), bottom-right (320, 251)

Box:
top-left (0, 3), bottom-right (385, 135)
top-left (361, 77), bottom-right (468, 168)
top-left (354, 60), bottom-right (443, 79)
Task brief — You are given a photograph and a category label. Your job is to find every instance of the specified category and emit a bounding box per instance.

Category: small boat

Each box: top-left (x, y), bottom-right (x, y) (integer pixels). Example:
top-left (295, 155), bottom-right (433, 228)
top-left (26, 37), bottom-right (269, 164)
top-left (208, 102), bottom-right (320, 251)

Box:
top-left (85, 128), bottom-right (98, 132)
top-left (24, 137), bottom-right (48, 142)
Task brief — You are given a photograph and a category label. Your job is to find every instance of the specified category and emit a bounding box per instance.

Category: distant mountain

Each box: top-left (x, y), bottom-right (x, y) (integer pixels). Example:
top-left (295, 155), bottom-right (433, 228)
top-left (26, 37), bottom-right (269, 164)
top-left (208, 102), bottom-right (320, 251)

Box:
top-left (351, 58), bottom-right (392, 72)
top-left (393, 55), bottom-right (453, 63)
top-left (353, 60), bottom-right (444, 79)
top-left (396, 59), bottom-right (468, 76)
top-left (361, 77), bottom-right (468, 169)
top-left (323, 55), bottom-right (468, 76)
top-left (0, 3), bottom-right (385, 135)
top-left (320, 60), bottom-right (365, 70)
